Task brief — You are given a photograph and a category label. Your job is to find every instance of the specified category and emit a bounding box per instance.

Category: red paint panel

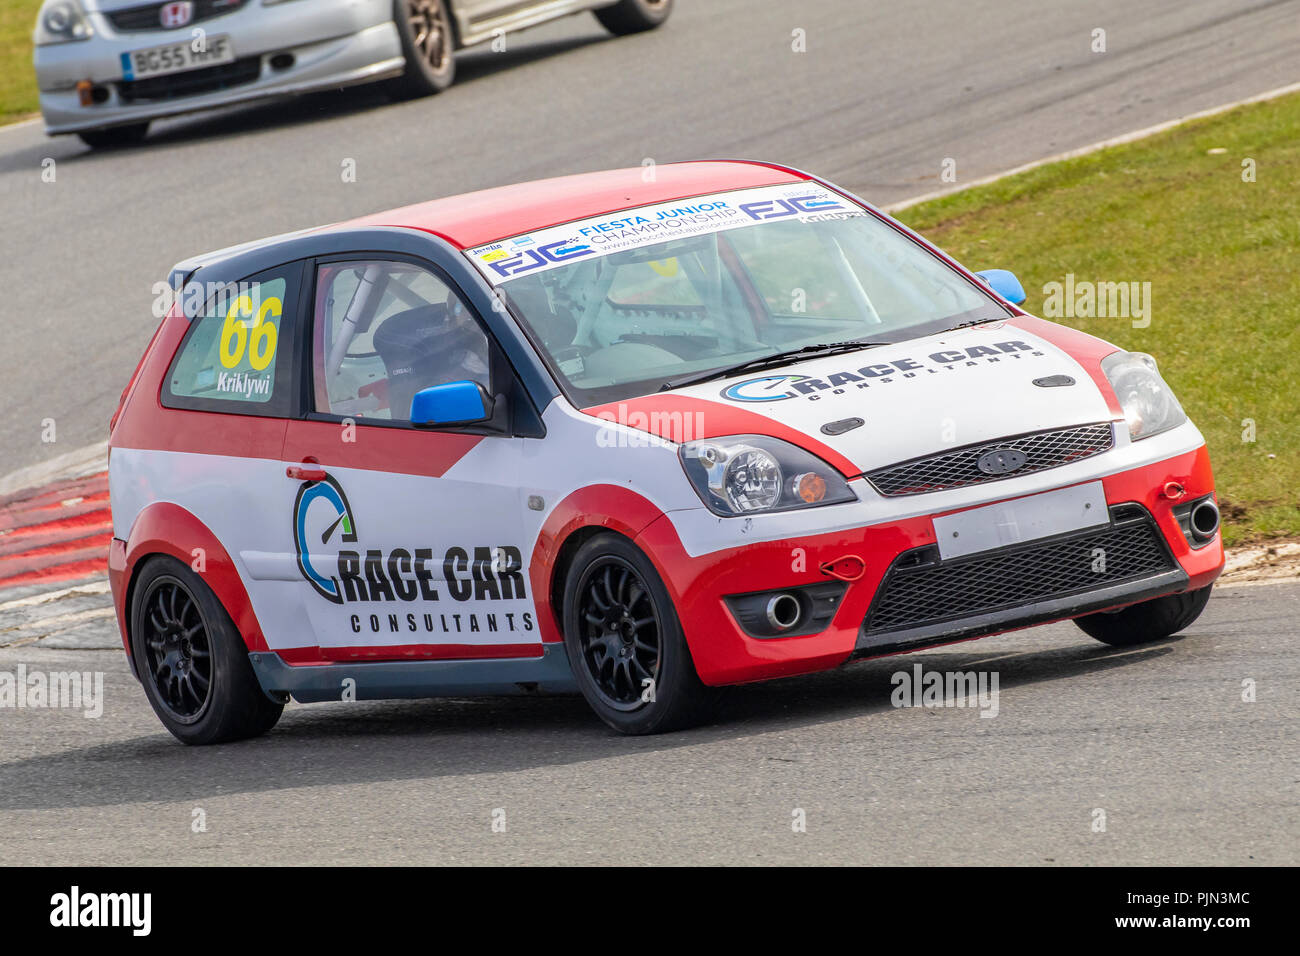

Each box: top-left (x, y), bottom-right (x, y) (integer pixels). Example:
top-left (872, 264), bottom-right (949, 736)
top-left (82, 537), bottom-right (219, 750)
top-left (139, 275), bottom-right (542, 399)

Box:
top-left (282, 420), bottom-right (482, 479)
top-left (339, 162), bottom-right (808, 249)
top-left (108, 311), bottom-right (290, 462)
top-left (108, 537), bottom-right (129, 657)
top-left (581, 394), bottom-right (861, 477)
top-left (115, 502), bottom-right (270, 654)
top-left (1008, 315), bottom-right (1124, 417)
top-left (622, 447), bottom-right (1222, 685)
top-left (528, 484), bottom-right (671, 645)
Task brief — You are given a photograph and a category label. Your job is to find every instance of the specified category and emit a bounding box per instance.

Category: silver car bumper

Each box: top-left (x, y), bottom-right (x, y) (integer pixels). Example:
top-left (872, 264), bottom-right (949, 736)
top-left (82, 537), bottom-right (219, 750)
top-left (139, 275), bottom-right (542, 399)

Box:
top-left (35, 0), bottom-right (404, 134)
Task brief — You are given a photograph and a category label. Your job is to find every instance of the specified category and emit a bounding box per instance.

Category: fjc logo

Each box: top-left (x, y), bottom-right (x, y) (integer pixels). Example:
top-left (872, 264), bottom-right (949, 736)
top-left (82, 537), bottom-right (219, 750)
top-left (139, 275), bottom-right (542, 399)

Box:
top-left (160, 1), bottom-right (194, 28)
top-left (486, 239), bottom-right (594, 278)
top-left (738, 195), bottom-right (843, 221)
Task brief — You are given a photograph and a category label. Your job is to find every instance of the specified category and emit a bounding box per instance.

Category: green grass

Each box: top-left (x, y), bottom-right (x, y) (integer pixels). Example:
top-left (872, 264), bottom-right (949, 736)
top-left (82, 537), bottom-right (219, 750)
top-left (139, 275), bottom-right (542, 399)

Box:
top-left (1, 0), bottom-right (42, 122)
top-left (897, 92), bottom-right (1300, 547)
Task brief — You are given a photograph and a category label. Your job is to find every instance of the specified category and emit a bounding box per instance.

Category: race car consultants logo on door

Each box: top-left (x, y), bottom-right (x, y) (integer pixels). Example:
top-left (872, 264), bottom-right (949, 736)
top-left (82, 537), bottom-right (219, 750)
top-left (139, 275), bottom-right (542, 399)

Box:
top-left (290, 472), bottom-right (529, 610)
top-left (293, 475), bottom-right (358, 604)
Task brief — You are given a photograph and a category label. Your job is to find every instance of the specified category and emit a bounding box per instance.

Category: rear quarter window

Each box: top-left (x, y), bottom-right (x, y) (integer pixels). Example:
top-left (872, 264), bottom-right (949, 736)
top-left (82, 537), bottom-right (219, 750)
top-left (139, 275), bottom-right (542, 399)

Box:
top-left (163, 263), bottom-right (301, 417)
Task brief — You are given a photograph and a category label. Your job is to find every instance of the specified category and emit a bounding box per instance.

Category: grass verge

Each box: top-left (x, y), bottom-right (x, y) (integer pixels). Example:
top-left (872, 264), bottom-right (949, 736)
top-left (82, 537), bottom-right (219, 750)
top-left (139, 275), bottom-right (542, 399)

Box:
top-left (1, 0), bottom-right (42, 123)
top-left (897, 91), bottom-right (1300, 546)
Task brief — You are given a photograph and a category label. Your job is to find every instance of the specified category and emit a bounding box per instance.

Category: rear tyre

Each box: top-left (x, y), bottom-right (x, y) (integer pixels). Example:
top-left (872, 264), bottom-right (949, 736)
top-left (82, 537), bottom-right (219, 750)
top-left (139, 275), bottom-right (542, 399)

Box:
top-left (1074, 584), bottom-right (1213, 647)
top-left (77, 123), bottom-right (149, 149)
top-left (130, 556), bottom-right (282, 745)
top-left (386, 0), bottom-right (456, 99)
top-left (562, 533), bottom-right (714, 734)
top-left (594, 0), bottom-right (673, 35)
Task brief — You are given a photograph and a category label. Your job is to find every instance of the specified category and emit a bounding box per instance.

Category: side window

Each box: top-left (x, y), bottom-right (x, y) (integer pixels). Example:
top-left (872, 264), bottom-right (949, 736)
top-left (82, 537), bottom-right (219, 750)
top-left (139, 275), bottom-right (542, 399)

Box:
top-left (312, 260), bottom-right (490, 424)
top-left (165, 263), bottom-right (300, 416)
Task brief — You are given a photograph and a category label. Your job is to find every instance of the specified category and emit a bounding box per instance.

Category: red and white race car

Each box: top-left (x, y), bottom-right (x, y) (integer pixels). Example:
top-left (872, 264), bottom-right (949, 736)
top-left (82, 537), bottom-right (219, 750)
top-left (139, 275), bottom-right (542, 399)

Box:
top-left (107, 160), bottom-right (1224, 743)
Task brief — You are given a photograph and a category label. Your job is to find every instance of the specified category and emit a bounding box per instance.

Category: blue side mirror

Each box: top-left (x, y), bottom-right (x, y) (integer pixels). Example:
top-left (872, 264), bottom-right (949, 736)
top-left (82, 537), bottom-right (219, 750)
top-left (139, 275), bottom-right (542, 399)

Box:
top-left (410, 380), bottom-right (493, 427)
top-left (974, 268), bottom-right (1027, 305)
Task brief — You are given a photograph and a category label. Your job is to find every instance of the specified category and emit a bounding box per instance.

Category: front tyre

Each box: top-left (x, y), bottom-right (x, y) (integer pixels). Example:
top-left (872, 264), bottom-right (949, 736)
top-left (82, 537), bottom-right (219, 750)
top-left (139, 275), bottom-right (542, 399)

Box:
top-left (130, 556), bottom-right (282, 745)
top-left (562, 533), bottom-right (713, 734)
top-left (594, 0), bottom-right (673, 35)
top-left (1074, 584), bottom-right (1213, 647)
top-left (386, 0), bottom-right (455, 99)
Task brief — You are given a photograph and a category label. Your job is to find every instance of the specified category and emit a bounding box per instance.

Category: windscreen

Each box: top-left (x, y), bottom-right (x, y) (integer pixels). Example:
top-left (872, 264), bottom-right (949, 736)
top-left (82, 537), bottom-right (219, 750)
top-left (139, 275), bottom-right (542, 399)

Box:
top-left (464, 183), bottom-right (1006, 406)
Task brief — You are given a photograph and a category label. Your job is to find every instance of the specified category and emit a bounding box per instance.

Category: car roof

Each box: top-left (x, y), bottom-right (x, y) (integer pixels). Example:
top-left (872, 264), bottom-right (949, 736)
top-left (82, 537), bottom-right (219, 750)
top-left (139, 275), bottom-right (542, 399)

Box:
top-left (332, 160), bottom-right (810, 249)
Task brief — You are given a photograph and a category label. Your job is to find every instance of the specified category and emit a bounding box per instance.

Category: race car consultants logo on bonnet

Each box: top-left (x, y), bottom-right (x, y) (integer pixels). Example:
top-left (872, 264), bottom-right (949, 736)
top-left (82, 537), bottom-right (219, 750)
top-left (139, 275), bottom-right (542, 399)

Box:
top-left (721, 374), bottom-right (811, 402)
top-left (719, 340), bottom-right (1044, 402)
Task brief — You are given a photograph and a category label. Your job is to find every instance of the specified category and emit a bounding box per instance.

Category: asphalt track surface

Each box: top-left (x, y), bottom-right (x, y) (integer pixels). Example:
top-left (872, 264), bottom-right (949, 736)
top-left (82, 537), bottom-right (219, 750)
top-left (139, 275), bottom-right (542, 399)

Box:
top-left (0, 0), bottom-right (1297, 865)
top-left (0, 581), bottom-right (1296, 865)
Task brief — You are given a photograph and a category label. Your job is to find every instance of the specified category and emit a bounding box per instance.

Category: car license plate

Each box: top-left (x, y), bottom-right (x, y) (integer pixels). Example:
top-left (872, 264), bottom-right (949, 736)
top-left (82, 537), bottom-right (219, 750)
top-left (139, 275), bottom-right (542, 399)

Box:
top-left (933, 481), bottom-right (1109, 561)
top-left (121, 35), bottom-right (235, 82)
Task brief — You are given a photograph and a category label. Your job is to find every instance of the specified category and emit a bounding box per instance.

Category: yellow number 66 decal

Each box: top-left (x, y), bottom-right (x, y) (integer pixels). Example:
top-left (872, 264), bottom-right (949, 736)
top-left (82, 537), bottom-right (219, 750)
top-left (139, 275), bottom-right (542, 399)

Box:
top-left (219, 294), bottom-right (281, 371)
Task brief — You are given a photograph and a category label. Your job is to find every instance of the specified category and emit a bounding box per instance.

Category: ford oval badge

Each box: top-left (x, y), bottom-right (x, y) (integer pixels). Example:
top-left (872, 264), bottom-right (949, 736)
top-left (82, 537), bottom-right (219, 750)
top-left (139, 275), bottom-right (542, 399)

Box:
top-left (976, 448), bottom-right (1028, 475)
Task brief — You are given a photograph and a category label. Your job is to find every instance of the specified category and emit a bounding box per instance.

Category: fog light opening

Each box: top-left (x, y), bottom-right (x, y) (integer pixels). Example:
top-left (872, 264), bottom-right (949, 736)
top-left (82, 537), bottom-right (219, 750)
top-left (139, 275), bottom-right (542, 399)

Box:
top-left (764, 593), bottom-right (802, 632)
top-left (269, 53), bottom-right (295, 71)
top-left (1190, 499), bottom-right (1220, 541)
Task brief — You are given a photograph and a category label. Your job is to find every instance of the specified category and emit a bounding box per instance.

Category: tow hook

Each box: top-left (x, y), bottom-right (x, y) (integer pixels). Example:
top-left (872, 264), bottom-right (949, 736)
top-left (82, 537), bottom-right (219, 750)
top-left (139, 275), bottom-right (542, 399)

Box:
top-left (1162, 481), bottom-right (1186, 500)
top-left (820, 555), bottom-right (866, 581)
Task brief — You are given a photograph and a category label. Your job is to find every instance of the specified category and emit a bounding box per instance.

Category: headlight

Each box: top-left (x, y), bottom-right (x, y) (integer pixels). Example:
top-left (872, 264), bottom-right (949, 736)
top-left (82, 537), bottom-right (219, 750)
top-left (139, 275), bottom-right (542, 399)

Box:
top-left (679, 435), bottom-right (856, 516)
top-left (1101, 351), bottom-right (1187, 441)
top-left (34, 0), bottom-right (93, 46)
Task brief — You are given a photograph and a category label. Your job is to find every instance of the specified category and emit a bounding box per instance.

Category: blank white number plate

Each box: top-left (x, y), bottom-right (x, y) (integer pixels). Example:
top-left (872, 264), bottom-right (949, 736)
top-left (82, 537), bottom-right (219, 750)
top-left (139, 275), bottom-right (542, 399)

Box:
top-left (934, 481), bottom-right (1109, 561)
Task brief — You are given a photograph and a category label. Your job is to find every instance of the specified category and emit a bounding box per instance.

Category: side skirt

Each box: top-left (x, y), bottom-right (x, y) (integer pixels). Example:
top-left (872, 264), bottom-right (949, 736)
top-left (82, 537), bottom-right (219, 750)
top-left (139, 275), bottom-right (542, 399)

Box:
top-left (248, 644), bottom-right (578, 703)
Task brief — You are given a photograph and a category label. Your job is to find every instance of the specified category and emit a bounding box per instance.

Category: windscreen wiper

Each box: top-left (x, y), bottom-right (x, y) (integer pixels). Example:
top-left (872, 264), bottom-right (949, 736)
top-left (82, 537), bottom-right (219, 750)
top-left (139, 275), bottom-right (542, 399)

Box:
top-left (658, 339), bottom-right (889, 392)
top-left (944, 315), bottom-right (1004, 332)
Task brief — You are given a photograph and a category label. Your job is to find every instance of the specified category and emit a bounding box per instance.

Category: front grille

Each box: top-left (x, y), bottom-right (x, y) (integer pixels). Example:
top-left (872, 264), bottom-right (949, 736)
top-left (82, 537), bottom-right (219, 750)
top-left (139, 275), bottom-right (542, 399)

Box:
top-left (866, 422), bottom-right (1114, 497)
top-left (119, 56), bottom-right (261, 103)
top-left (107, 0), bottom-right (246, 33)
top-left (863, 505), bottom-right (1174, 635)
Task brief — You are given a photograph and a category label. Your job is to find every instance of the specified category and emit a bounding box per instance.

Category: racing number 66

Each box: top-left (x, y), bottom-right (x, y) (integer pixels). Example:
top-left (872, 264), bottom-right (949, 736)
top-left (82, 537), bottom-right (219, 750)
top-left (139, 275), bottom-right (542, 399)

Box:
top-left (219, 293), bottom-right (281, 371)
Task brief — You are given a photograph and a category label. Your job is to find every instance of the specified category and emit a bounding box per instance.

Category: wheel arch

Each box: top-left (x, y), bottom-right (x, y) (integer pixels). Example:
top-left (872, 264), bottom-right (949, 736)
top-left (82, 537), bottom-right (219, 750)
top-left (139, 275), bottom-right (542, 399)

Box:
top-left (120, 502), bottom-right (269, 665)
top-left (529, 485), bottom-right (672, 644)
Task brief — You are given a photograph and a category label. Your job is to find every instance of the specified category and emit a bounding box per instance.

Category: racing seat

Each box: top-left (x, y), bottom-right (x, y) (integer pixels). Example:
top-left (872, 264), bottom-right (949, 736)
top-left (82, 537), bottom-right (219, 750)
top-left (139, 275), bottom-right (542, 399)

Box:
top-left (372, 305), bottom-right (487, 421)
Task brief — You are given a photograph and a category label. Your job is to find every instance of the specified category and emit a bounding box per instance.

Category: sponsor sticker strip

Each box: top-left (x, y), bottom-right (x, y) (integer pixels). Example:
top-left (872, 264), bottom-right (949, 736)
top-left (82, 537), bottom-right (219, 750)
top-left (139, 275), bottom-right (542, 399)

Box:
top-left (466, 183), bottom-right (865, 285)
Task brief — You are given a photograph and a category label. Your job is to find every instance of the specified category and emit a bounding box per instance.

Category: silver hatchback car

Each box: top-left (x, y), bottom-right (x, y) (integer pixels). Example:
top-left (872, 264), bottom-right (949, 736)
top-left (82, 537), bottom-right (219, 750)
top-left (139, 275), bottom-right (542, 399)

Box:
top-left (33, 0), bottom-right (671, 147)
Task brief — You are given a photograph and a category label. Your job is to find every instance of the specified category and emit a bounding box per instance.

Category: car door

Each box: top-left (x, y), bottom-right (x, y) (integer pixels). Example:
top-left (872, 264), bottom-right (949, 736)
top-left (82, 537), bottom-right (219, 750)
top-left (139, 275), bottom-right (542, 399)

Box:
top-left (280, 256), bottom-right (540, 662)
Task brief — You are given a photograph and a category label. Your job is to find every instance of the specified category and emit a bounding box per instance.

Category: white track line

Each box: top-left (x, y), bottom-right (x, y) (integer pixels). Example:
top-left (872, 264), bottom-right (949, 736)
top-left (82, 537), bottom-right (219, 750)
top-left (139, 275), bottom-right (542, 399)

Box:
top-left (0, 580), bottom-right (112, 612)
top-left (882, 80), bottom-right (1300, 213)
top-left (0, 117), bottom-right (41, 134)
top-left (0, 440), bottom-right (109, 498)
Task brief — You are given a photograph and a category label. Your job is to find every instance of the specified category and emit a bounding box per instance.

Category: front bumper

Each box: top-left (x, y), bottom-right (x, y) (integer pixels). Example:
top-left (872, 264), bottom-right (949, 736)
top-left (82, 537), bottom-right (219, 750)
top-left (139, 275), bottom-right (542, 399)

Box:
top-left (35, 0), bottom-right (401, 134)
top-left (638, 443), bottom-right (1223, 686)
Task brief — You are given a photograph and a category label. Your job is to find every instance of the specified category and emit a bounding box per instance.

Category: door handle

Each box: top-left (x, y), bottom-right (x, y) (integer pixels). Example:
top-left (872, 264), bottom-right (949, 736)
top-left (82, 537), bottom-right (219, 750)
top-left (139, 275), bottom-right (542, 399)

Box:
top-left (286, 465), bottom-right (327, 482)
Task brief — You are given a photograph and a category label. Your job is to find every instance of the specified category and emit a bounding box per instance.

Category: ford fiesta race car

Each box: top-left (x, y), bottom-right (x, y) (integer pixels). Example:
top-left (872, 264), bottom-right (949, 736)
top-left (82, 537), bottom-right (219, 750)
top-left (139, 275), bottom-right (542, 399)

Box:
top-left (107, 160), bottom-right (1224, 744)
